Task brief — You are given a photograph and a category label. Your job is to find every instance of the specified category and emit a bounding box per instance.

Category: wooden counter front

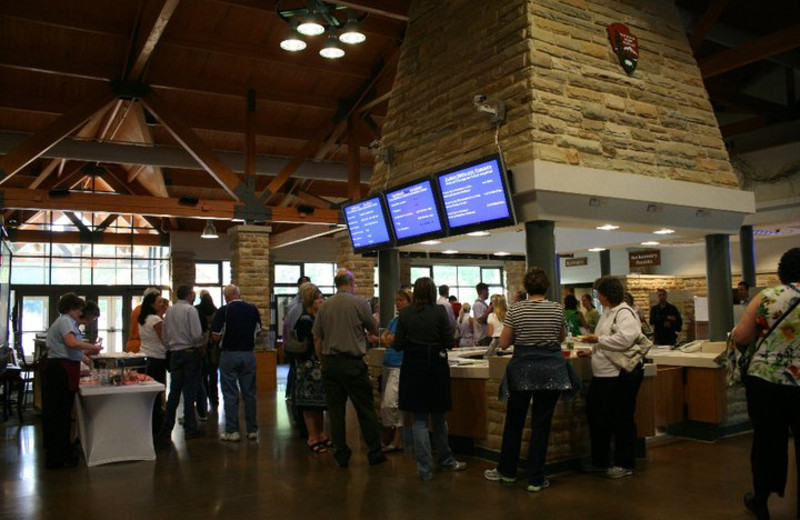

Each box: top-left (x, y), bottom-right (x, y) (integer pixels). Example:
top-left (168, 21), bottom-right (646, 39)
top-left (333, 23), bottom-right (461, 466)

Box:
top-left (446, 378), bottom-right (487, 438)
top-left (255, 349), bottom-right (277, 392)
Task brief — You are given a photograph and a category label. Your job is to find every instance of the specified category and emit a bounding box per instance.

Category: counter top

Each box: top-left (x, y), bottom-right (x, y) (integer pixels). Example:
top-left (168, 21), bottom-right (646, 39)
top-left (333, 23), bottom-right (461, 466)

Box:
top-left (648, 342), bottom-right (725, 369)
top-left (367, 347), bottom-right (490, 379)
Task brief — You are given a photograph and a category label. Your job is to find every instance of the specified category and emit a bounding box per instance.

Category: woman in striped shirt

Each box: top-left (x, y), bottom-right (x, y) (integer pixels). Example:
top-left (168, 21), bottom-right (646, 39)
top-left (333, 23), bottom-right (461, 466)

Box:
top-left (484, 267), bottom-right (574, 493)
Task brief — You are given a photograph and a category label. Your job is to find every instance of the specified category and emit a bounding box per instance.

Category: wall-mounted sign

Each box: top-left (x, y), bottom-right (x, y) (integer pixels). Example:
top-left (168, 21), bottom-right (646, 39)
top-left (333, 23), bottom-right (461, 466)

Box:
top-left (607, 23), bottom-right (639, 75)
top-left (565, 257), bottom-right (588, 267)
top-left (629, 250), bottom-right (661, 268)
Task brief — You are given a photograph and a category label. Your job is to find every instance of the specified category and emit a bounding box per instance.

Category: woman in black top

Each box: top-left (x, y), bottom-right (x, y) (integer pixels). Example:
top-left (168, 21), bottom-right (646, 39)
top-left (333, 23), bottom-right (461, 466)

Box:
top-left (393, 277), bottom-right (467, 481)
top-left (484, 267), bottom-right (572, 492)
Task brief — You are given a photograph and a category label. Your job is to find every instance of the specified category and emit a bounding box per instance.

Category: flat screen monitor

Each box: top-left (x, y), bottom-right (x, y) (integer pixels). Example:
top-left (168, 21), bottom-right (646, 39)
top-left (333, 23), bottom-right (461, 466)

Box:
top-left (384, 178), bottom-right (445, 246)
top-left (435, 154), bottom-right (516, 235)
top-left (342, 196), bottom-right (394, 253)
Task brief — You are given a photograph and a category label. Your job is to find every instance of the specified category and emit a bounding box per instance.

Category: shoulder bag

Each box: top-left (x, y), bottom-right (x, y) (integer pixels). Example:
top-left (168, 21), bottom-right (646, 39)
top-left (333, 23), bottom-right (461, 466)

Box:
top-left (285, 315), bottom-right (312, 357)
top-left (604, 307), bottom-right (653, 373)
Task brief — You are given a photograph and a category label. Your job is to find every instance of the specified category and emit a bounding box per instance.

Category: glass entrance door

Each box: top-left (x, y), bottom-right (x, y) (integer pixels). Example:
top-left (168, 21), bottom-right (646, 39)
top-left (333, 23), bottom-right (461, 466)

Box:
top-left (96, 296), bottom-right (123, 354)
top-left (19, 295), bottom-right (49, 359)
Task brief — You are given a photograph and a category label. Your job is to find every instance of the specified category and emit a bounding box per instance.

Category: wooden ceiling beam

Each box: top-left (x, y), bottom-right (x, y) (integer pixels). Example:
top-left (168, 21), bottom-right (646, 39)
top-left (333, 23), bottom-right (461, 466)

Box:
top-left (0, 87), bottom-right (117, 184)
top-left (328, 1), bottom-right (409, 21)
top-left (270, 224), bottom-right (345, 249)
top-left (10, 229), bottom-right (164, 246)
top-left (0, 46), bottom-right (118, 82)
top-left (126, 0), bottom-right (181, 80)
top-left (347, 116), bottom-right (361, 201)
top-left (140, 91), bottom-right (243, 200)
top-left (700, 24), bottom-right (800, 78)
top-left (293, 189), bottom-right (335, 209)
top-left (688, 0), bottom-right (729, 54)
top-left (0, 187), bottom-right (341, 224)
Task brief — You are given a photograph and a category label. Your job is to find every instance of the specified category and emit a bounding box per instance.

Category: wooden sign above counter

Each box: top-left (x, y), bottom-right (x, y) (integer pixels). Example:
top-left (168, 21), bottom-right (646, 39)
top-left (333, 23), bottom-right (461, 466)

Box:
top-left (629, 249), bottom-right (661, 268)
top-left (565, 257), bottom-right (588, 267)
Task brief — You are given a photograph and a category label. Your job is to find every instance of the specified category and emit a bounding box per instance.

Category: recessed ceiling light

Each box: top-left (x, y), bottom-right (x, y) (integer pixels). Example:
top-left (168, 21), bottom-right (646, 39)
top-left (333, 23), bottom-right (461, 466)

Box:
top-left (420, 240), bottom-right (441, 245)
top-left (641, 241), bottom-right (660, 246)
top-left (467, 231), bottom-right (491, 237)
top-left (588, 247), bottom-right (606, 252)
top-left (596, 224), bottom-right (619, 231)
top-left (442, 250), bottom-right (459, 254)
top-left (494, 251), bottom-right (510, 256)
top-left (653, 228), bottom-right (675, 235)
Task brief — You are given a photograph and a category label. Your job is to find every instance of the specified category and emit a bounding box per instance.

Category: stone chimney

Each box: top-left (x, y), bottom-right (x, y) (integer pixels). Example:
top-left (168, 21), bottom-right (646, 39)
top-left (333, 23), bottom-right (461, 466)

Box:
top-left (372, 0), bottom-right (738, 192)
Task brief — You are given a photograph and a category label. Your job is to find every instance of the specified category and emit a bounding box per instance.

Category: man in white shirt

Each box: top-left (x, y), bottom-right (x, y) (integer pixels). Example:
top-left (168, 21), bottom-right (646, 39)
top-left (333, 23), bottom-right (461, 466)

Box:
top-left (473, 282), bottom-right (493, 346)
top-left (437, 284), bottom-right (457, 330)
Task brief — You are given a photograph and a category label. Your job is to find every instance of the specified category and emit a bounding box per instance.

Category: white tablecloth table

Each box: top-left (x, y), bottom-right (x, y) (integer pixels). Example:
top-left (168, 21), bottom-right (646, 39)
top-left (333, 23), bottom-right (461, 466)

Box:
top-left (76, 381), bottom-right (165, 467)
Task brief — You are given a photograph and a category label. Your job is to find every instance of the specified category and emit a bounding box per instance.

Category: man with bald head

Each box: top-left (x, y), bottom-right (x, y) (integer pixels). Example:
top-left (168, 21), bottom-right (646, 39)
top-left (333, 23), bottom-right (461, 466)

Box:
top-left (213, 284), bottom-right (262, 442)
top-left (313, 269), bottom-right (386, 467)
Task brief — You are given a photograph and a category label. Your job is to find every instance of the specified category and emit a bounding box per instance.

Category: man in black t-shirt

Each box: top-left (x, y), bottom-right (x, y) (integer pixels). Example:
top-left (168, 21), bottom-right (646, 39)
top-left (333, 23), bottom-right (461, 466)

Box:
top-left (212, 284), bottom-right (262, 442)
top-left (649, 288), bottom-right (682, 345)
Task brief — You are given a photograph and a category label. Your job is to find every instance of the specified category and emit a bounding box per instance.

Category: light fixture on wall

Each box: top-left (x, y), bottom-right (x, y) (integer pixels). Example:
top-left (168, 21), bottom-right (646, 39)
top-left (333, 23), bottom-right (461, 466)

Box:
top-left (277, 1), bottom-right (367, 59)
top-left (201, 221), bottom-right (219, 239)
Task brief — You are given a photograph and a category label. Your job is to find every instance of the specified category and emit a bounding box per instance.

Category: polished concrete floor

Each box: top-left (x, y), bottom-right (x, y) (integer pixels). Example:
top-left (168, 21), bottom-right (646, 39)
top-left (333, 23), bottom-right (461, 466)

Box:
top-left (1, 369), bottom-right (797, 520)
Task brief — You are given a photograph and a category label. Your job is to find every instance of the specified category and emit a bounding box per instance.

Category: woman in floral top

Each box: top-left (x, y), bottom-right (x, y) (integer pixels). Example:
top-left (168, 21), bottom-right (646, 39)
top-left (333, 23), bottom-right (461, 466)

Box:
top-left (733, 247), bottom-right (800, 520)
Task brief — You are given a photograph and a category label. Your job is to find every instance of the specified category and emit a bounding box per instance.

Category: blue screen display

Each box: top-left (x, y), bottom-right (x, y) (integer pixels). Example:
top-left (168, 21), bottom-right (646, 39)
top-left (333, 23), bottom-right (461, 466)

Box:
top-left (343, 197), bottom-right (392, 251)
top-left (385, 179), bottom-right (443, 241)
top-left (437, 157), bottom-right (512, 230)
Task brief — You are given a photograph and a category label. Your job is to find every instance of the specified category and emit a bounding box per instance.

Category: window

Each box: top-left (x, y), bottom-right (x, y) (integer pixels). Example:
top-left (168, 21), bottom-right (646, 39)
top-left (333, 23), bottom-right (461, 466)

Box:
top-left (10, 212), bottom-right (169, 286)
top-left (273, 262), bottom-right (338, 338)
top-left (409, 264), bottom-right (504, 305)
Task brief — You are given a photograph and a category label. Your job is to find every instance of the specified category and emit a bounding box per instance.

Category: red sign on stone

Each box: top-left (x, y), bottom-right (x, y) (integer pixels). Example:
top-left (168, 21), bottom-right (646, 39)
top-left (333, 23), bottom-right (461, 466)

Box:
top-left (607, 23), bottom-right (639, 75)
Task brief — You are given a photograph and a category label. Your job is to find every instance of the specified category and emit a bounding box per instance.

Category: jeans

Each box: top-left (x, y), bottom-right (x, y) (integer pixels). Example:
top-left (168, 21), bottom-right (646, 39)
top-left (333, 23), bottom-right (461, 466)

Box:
top-left (161, 349), bottom-right (202, 435)
top-left (411, 412), bottom-right (457, 479)
top-left (145, 358), bottom-right (167, 434)
top-left (745, 375), bottom-right (800, 499)
top-left (219, 350), bottom-right (258, 434)
top-left (41, 360), bottom-right (77, 467)
top-left (497, 390), bottom-right (560, 485)
top-left (586, 368), bottom-right (643, 469)
top-left (321, 355), bottom-right (383, 466)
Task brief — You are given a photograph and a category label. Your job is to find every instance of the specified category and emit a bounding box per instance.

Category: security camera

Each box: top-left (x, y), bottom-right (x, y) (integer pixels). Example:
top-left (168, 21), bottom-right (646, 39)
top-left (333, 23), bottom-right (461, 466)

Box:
top-left (473, 94), bottom-right (506, 124)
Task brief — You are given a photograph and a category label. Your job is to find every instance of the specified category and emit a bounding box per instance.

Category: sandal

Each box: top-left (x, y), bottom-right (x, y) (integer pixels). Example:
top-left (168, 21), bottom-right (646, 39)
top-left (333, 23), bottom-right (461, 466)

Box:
top-left (320, 438), bottom-right (334, 448)
top-left (381, 443), bottom-right (402, 453)
top-left (308, 441), bottom-right (327, 454)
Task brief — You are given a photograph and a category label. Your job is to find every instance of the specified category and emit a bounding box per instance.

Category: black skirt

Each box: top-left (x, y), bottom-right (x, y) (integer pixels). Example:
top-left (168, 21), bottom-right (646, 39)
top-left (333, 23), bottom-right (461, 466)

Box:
top-left (398, 346), bottom-right (451, 413)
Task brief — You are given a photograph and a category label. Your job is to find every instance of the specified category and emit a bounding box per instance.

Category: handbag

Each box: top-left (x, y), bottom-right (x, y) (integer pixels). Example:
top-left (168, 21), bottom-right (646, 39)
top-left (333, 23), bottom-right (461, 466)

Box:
top-left (604, 308), bottom-right (653, 373)
top-left (718, 292), bottom-right (800, 386)
top-left (284, 329), bottom-right (308, 355)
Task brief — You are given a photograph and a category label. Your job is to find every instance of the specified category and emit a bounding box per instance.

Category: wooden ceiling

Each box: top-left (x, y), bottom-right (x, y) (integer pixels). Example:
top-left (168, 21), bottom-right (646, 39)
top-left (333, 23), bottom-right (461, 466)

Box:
top-left (0, 0), bottom-right (797, 244)
top-left (0, 0), bottom-right (408, 239)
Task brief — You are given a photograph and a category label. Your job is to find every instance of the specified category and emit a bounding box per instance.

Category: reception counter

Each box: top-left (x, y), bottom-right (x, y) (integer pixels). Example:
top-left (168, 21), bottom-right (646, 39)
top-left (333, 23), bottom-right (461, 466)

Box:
top-left (368, 346), bottom-right (657, 466)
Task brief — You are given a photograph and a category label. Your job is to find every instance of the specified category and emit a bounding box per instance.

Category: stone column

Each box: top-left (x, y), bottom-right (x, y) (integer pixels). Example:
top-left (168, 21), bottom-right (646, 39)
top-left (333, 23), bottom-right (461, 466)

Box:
top-left (705, 234), bottom-right (734, 341)
top-left (337, 236), bottom-right (376, 302)
top-left (525, 220), bottom-right (559, 302)
top-left (739, 225), bottom-right (756, 288)
top-left (600, 250), bottom-right (611, 277)
top-left (378, 248), bottom-right (400, 328)
top-left (228, 225), bottom-right (271, 329)
top-left (170, 251), bottom-right (195, 299)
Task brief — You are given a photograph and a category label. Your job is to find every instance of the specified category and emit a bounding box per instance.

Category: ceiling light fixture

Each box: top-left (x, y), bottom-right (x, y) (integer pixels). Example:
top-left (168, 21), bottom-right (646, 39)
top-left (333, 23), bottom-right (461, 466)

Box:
top-left (277, 1), bottom-right (367, 57)
top-left (653, 228), bottom-right (675, 235)
top-left (201, 221), bottom-right (219, 239)
top-left (494, 251), bottom-right (510, 256)
top-left (467, 231), bottom-right (491, 237)
top-left (442, 250), bottom-right (459, 254)
top-left (641, 241), bottom-right (660, 246)
top-left (420, 240), bottom-right (441, 245)
top-left (588, 247), bottom-right (606, 252)
top-left (280, 20), bottom-right (307, 51)
top-left (319, 30), bottom-right (345, 59)
top-left (596, 224), bottom-right (619, 231)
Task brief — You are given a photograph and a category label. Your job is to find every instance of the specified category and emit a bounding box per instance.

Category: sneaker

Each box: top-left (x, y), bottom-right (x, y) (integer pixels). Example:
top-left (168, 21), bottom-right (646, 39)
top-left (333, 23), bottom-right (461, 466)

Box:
top-left (527, 479), bottom-right (550, 492)
top-left (197, 414), bottom-right (208, 422)
top-left (219, 431), bottom-right (241, 442)
top-left (247, 431), bottom-right (258, 440)
top-left (441, 460), bottom-right (467, 472)
top-left (606, 466), bottom-right (633, 479)
top-left (483, 468), bottom-right (517, 483)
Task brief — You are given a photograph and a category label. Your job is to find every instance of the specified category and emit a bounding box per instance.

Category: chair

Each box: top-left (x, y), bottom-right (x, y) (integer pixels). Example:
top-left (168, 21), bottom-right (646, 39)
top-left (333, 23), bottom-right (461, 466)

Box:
top-left (12, 342), bottom-right (42, 422)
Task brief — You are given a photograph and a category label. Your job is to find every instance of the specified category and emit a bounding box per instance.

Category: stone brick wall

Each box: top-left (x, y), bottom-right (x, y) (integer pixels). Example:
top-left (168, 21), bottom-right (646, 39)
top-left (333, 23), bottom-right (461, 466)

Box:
top-left (504, 260), bottom-right (527, 301)
top-left (373, 0), bottom-right (737, 193)
top-left (229, 225), bottom-right (271, 328)
top-left (336, 236), bottom-right (376, 302)
top-left (170, 252), bottom-right (195, 300)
